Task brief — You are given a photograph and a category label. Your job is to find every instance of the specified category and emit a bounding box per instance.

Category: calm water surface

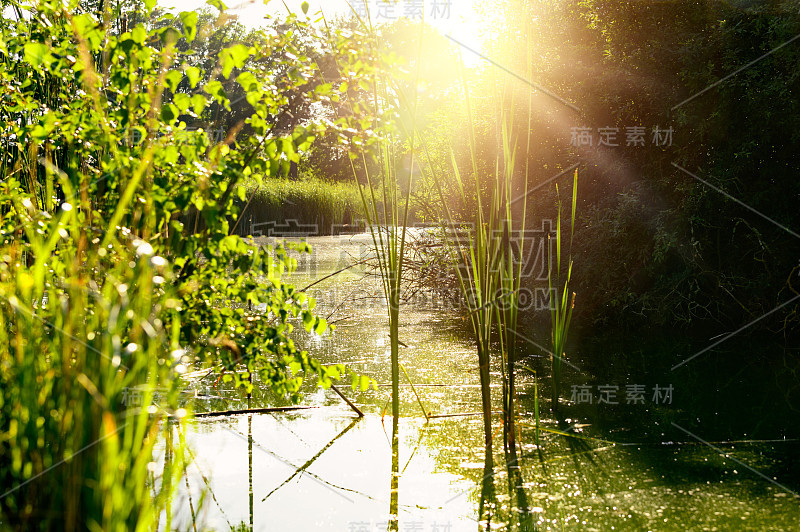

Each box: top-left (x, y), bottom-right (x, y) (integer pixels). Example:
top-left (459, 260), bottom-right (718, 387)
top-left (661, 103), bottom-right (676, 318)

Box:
top-left (161, 234), bottom-right (800, 531)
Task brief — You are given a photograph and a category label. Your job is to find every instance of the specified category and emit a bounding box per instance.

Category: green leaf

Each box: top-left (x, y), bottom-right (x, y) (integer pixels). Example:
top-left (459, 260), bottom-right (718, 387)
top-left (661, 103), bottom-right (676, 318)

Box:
top-left (191, 94), bottom-right (206, 114)
top-left (206, 0), bottom-right (227, 10)
top-left (24, 43), bottom-right (49, 67)
top-left (301, 1), bottom-right (309, 14)
top-left (162, 145), bottom-right (180, 164)
top-left (165, 70), bottom-right (183, 93)
top-left (302, 311), bottom-right (314, 331)
top-left (185, 66), bottom-right (201, 88)
top-left (158, 27), bottom-right (181, 45)
top-left (161, 103), bottom-right (179, 122)
top-left (30, 124), bottom-right (49, 141)
top-left (179, 11), bottom-right (198, 42)
top-left (73, 15), bottom-right (103, 50)
top-left (236, 71), bottom-right (258, 91)
top-left (173, 93), bottom-right (191, 112)
top-left (314, 83), bottom-right (332, 96)
top-left (131, 24), bottom-right (147, 44)
top-left (203, 80), bottom-right (229, 109)
top-left (327, 366), bottom-right (340, 380)
top-left (219, 44), bottom-right (253, 78)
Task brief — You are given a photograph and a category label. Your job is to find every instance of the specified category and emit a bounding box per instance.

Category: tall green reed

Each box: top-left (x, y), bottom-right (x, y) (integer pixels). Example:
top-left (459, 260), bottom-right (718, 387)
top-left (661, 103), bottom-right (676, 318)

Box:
top-left (321, 12), bottom-right (420, 530)
top-left (413, 26), bottom-right (544, 468)
top-left (0, 115), bottom-right (187, 532)
top-left (350, 83), bottom-right (409, 532)
top-left (548, 170), bottom-right (578, 414)
top-left (425, 105), bottom-right (527, 468)
top-left (495, 117), bottom-right (526, 460)
top-left (235, 176), bottom-right (366, 235)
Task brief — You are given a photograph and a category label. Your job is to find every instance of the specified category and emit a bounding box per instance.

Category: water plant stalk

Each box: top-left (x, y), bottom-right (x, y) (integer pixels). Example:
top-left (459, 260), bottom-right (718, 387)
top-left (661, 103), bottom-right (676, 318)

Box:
top-left (423, 72), bottom-right (532, 471)
top-left (548, 170), bottom-right (578, 414)
top-left (331, 12), bottom-right (421, 529)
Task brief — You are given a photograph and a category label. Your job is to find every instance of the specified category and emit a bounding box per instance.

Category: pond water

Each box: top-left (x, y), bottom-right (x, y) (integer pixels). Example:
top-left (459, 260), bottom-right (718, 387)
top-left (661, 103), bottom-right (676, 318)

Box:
top-left (162, 233), bottom-right (800, 531)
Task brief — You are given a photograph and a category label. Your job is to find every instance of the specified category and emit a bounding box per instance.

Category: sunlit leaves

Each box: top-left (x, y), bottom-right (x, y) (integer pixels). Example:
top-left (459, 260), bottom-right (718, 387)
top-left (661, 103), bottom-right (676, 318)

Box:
top-left (160, 103), bottom-right (179, 123)
top-left (206, 0), bottom-right (227, 11)
top-left (191, 93), bottom-right (206, 114)
top-left (173, 93), bottom-right (192, 113)
top-left (203, 79), bottom-right (229, 109)
top-left (23, 42), bottom-right (49, 67)
top-left (184, 65), bottom-right (202, 88)
top-left (157, 26), bottom-right (181, 45)
top-left (131, 25), bottom-right (148, 44)
top-left (236, 71), bottom-right (263, 107)
top-left (0, 0), bottom-right (383, 414)
top-left (179, 11), bottom-right (198, 42)
top-left (165, 70), bottom-right (183, 93)
top-left (236, 71), bottom-right (257, 91)
top-left (72, 14), bottom-right (103, 51)
top-left (219, 43), bottom-right (253, 78)
top-left (351, 374), bottom-right (377, 392)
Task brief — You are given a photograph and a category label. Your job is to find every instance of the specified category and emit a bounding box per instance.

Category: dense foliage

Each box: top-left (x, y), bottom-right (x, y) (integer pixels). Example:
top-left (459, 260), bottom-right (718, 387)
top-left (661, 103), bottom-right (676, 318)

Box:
top-left (0, 0), bottom-right (380, 527)
top-left (399, 0), bottom-right (800, 338)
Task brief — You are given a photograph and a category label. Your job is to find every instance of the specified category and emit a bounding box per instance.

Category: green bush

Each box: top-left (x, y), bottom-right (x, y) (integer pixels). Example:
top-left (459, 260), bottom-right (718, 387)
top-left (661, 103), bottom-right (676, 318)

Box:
top-left (0, 0), bottom-right (377, 527)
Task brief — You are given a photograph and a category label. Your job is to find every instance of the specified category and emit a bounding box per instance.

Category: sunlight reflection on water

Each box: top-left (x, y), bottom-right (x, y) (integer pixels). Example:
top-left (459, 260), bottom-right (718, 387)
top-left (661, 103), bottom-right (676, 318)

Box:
top-left (162, 234), bottom-right (800, 531)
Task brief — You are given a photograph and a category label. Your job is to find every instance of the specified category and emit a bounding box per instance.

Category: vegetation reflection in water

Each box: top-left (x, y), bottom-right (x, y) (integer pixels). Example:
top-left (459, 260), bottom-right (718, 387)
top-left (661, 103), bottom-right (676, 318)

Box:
top-left (5, 0), bottom-right (800, 528)
top-left (162, 235), bottom-right (800, 531)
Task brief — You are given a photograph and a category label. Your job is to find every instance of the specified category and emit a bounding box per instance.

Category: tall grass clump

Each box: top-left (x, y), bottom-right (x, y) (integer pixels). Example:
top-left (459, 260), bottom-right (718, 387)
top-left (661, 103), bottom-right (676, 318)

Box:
top-left (351, 57), bottom-right (412, 532)
top-left (426, 94), bottom-right (530, 469)
top-left (495, 120), bottom-right (527, 462)
top-left (548, 171), bottom-right (578, 414)
top-left (417, 24), bottom-right (542, 478)
top-left (236, 176), bottom-right (367, 235)
top-left (0, 179), bottom-right (188, 530)
top-left (0, 3), bottom-right (189, 527)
